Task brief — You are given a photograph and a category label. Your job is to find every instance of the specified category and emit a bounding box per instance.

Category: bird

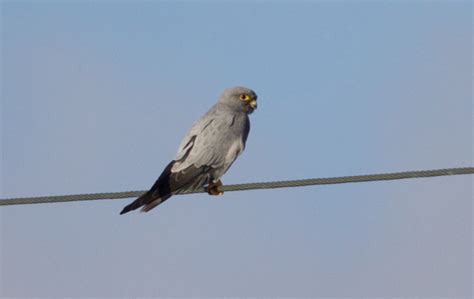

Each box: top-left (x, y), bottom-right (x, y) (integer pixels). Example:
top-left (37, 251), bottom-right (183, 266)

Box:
top-left (120, 86), bottom-right (257, 214)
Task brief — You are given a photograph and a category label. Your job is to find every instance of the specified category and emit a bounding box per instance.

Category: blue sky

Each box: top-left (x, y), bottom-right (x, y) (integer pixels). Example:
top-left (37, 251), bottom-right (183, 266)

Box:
top-left (1, 1), bottom-right (472, 298)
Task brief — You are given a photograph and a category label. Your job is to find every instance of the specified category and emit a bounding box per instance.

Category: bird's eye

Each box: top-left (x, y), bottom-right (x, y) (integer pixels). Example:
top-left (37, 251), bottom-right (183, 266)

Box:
top-left (240, 94), bottom-right (249, 101)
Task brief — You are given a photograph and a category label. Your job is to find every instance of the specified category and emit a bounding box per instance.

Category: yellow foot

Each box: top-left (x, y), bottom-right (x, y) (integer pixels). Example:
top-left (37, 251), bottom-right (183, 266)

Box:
top-left (207, 180), bottom-right (224, 196)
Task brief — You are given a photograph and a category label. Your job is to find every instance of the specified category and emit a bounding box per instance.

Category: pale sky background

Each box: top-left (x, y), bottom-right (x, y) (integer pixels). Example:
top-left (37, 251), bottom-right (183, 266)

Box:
top-left (0, 1), bottom-right (472, 298)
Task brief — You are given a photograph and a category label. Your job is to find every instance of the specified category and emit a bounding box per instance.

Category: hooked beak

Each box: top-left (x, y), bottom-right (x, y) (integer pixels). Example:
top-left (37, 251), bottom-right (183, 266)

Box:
top-left (249, 99), bottom-right (257, 109)
top-left (248, 99), bottom-right (257, 113)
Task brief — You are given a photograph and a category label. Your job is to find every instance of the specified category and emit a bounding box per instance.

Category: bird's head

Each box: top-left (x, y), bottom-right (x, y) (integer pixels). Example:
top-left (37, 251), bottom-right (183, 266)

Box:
top-left (219, 86), bottom-right (258, 114)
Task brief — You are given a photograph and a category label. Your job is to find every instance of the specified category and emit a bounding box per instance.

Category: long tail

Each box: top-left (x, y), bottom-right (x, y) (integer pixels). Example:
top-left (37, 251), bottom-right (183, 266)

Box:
top-left (119, 191), bottom-right (171, 215)
top-left (120, 161), bottom-right (175, 215)
top-left (119, 160), bottom-right (210, 215)
top-left (119, 192), bottom-right (148, 214)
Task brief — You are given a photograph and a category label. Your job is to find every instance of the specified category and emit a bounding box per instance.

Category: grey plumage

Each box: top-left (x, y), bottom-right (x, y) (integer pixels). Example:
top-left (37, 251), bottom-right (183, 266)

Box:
top-left (120, 86), bottom-right (257, 214)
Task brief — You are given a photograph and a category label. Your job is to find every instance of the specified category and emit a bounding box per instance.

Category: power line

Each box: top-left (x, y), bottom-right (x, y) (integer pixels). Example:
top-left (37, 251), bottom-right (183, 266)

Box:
top-left (0, 167), bottom-right (472, 207)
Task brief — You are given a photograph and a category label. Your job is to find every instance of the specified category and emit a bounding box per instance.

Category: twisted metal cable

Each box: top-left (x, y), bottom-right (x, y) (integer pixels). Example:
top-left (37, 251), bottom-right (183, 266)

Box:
top-left (1, 167), bottom-right (472, 207)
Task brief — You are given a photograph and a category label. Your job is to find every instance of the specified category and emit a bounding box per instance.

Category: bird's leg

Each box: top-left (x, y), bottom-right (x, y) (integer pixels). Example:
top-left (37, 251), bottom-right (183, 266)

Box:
top-left (207, 180), bottom-right (224, 196)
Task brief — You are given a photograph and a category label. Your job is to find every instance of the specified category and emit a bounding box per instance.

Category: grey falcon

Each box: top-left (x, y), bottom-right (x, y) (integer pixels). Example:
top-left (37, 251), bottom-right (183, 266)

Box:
top-left (120, 86), bottom-right (257, 214)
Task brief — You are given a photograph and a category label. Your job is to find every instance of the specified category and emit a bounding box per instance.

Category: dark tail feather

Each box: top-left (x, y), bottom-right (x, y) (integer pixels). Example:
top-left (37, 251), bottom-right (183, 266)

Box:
top-left (140, 194), bottom-right (172, 212)
top-left (120, 161), bottom-right (176, 215)
top-left (120, 160), bottom-right (208, 215)
top-left (120, 191), bottom-right (172, 215)
top-left (120, 192), bottom-right (151, 215)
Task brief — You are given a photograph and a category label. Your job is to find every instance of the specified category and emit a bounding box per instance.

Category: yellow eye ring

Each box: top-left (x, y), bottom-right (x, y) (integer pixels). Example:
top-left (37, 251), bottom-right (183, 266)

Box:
top-left (240, 94), bottom-right (250, 101)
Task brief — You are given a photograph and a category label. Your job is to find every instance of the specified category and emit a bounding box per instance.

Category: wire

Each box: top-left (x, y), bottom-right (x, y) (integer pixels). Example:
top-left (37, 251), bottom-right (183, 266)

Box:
top-left (0, 167), bottom-right (472, 207)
